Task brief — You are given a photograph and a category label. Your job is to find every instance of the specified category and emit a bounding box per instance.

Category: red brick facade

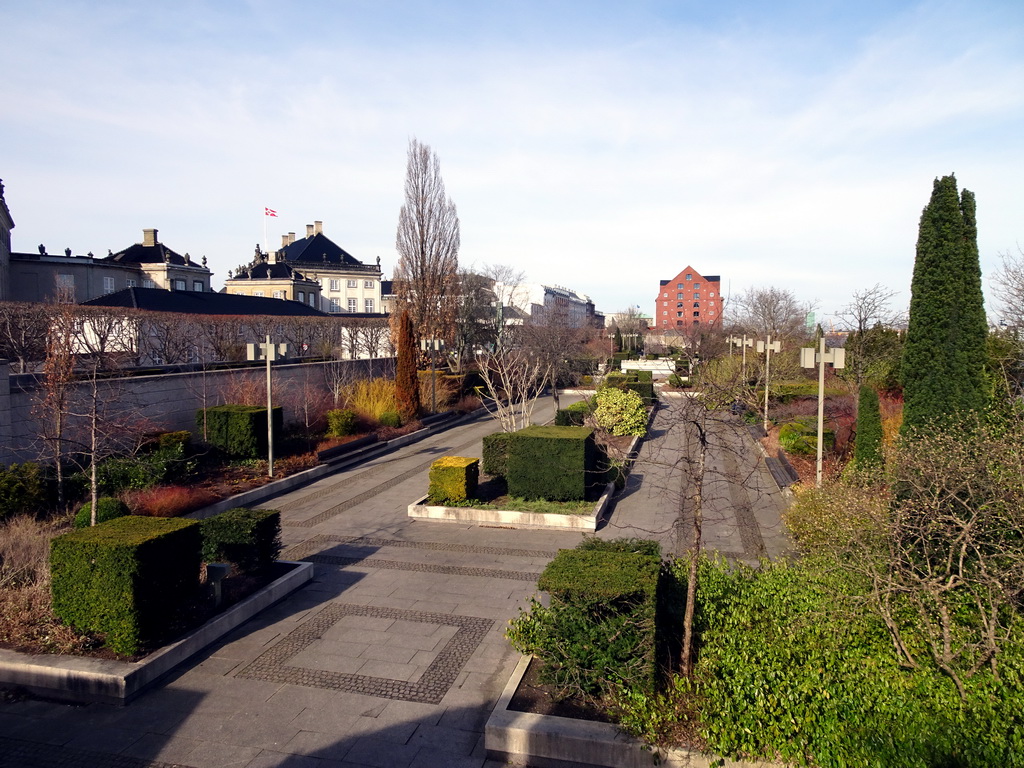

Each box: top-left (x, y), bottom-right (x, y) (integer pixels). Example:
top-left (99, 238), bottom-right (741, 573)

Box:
top-left (655, 266), bottom-right (722, 329)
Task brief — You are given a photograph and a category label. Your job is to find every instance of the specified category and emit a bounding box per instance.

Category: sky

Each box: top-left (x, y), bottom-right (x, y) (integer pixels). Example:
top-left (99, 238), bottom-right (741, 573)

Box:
top-left (2, 0), bottom-right (1021, 324)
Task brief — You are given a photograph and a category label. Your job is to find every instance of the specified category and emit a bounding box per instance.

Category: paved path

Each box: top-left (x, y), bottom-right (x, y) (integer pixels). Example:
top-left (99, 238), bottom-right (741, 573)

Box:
top-left (0, 393), bottom-right (788, 768)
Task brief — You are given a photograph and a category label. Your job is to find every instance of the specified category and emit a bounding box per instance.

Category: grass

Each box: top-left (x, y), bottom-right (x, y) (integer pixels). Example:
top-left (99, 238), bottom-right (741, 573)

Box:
top-left (438, 495), bottom-right (596, 515)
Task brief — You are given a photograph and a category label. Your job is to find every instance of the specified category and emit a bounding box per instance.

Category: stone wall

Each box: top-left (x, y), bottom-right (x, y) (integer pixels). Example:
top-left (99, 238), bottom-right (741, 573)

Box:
top-left (0, 358), bottom-right (395, 465)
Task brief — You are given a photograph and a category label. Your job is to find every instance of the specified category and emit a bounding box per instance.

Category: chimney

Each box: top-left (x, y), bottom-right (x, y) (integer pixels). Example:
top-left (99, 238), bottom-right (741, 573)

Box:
top-left (143, 228), bottom-right (158, 246)
top-left (281, 234), bottom-right (290, 248)
top-left (306, 224), bottom-right (315, 238)
top-left (288, 232), bottom-right (296, 244)
top-left (271, 250), bottom-right (281, 264)
top-left (314, 220), bottom-right (323, 235)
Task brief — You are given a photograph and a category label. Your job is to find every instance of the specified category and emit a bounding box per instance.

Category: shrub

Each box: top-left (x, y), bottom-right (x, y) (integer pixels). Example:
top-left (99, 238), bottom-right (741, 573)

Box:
top-left (635, 370), bottom-right (654, 382)
top-left (779, 417), bottom-right (834, 456)
top-left (157, 431), bottom-right (191, 450)
top-left (603, 371), bottom-right (629, 390)
top-left (50, 516), bottom-right (202, 655)
top-left (854, 385), bottom-right (883, 469)
top-left (198, 405), bottom-right (283, 459)
top-left (507, 538), bottom-right (661, 699)
top-left (482, 431), bottom-right (513, 478)
top-left (593, 387), bottom-right (647, 437)
top-left (200, 507), bottom-right (281, 573)
top-left (667, 373), bottom-right (686, 388)
top-left (506, 425), bottom-right (597, 501)
top-left (626, 380), bottom-right (655, 405)
top-left (125, 485), bottom-right (219, 518)
top-left (378, 411), bottom-right (402, 428)
top-left (326, 408), bottom-right (358, 437)
top-left (417, 370), bottom-right (458, 411)
top-left (427, 457), bottom-right (479, 505)
top-left (0, 462), bottom-right (46, 521)
top-left (73, 497), bottom-right (129, 528)
top-left (555, 399), bottom-right (593, 427)
top-left (348, 377), bottom-right (400, 421)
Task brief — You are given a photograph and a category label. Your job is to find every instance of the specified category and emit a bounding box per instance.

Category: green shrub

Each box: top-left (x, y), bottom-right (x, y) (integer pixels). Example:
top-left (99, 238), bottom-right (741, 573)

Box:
top-left (507, 539), bottom-right (661, 699)
top-left (555, 399), bottom-right (593, 427)
top-left (74, 497), bottom-right (130, 528)
top-left (93, 442), bottom-right (192, 494)
top-left (692, 555), bottom-right (1024, 768)
top-left (197, 405), bottom-right (283, 459)
top-left (482, 431), bottom-right (513, 478)
top-left (626, 380), bottom-right (655, 405)
top-left (427, 456), bottom-right (479, 505)
top-left (854, 385), bottom-right (883, 469)
top-left (157, 431), bottom-right (191, 450)
top-left (506, 425), bottom-right (597, 501)
top-left (50, 516), bottom-right (201, 655)
top-left (378, 410), bottom-right (402, 428)
top-left (635, 370), bottom-right (654, 382)
top-left (779, 417), bottom-right (834, 455)
top-left (200, 507), bottom-right (281, 573)
top-left (593, 387), bottom-right (647, 437)
top-left (667, 373), bottom-right (686, 388)
top-left (603, 371), bottom-right (629, 390)
top-left (0, 462), bottom-right (46, 521)
top-left (326, 408), bottom-right (358, 437)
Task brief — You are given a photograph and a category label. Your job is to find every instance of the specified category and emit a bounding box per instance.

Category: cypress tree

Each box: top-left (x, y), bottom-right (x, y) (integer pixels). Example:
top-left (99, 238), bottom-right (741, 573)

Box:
top-left (396, 309), bottom-right (421, 422)
top-left (901, 175), bottom-right (988, 434)
top-left (854, 385), bottom-right (883, 469)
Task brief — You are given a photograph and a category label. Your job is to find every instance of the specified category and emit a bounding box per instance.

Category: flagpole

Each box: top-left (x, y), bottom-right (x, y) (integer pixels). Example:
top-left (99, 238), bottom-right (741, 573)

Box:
top-left (263, 209), bottom-right (268, 253)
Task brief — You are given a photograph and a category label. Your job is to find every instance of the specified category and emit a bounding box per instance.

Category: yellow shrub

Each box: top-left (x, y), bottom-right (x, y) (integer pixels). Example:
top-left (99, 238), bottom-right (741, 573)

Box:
top-left (347, 378), bottom-right (398, 421)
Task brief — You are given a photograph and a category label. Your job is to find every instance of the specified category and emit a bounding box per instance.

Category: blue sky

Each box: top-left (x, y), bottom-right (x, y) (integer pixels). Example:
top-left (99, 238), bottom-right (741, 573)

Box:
top-left (2, 0), bottom-right (1021, 323)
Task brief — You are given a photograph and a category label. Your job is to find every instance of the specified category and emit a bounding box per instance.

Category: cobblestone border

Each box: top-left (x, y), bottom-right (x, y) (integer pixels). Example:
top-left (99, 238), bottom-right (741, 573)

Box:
top-left (236, 603), bottom-right (493, 704)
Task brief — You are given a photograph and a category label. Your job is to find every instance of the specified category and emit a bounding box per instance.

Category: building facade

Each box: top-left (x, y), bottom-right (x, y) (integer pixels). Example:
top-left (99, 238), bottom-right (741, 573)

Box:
top-left (224, 249), bottom-right (322, 308)
top-left (655, 266), bottom-right (722, 329)
top-left (496, 281), bottom-right (603, 329)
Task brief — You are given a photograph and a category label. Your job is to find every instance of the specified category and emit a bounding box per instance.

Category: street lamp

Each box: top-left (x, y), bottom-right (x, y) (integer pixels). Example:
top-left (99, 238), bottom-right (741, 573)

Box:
top-left (756, 336), bottom-right (781, 432)
top-left (800, 337), bottom-right (845, 487)
top-left (728, 335), bottom-right (753, 378)
top-left (420, 337), bottom-right (444, 413)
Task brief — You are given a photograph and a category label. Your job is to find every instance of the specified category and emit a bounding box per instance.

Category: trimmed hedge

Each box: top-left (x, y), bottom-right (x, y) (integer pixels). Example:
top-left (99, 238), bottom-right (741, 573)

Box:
top-left (74, 497), bottom-right (130, 528)
top-left (200, 507), bottom-right (281, 574)
top-left (0, 462), bottom-right (46, 521)
top-left (508, 538), bottom-right (662, 698)
top-left (326, 409), bottom-right (358, 437)
top-left (555, 399), bottom-right (593, 427)
top-left (507, 425), bottom-right (597, 501)
top-left (197, 405), bottom-right (283, 458)
top-left (626, 380), bottom-right (655, 405)
top-left (50, 515), bottom-right (201, 655)
top-left (428, 457), bottom-right (479, 505)
top-left (482, 431), bottom-right (513, 478)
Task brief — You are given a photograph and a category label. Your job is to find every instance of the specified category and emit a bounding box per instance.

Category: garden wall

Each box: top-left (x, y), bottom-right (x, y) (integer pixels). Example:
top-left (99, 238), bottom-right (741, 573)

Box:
top-left (0, 358), bottom-right (394, 465)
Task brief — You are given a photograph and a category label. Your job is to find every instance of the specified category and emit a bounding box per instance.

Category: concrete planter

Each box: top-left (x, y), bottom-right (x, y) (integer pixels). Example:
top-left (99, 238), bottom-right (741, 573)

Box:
top-left (0, 560), bottom-right (314, 705)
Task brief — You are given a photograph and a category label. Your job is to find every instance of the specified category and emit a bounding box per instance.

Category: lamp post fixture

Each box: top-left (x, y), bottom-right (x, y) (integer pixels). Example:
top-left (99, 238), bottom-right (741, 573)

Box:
top-left (420, 337), bottom-right (444, 413)
top-left (263, 335), bottom-right (276, 478)
top-left (728, 335), bottom-right (753, 379)
top-left (756, 335), bottom-right (781, 432)
top-left (800, 337), bottom-right (846, 487)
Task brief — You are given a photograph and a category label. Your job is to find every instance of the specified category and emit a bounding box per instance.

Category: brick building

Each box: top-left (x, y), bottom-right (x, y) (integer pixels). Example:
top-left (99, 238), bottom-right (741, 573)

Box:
top-left (655, 266), bottom-right (722, 329)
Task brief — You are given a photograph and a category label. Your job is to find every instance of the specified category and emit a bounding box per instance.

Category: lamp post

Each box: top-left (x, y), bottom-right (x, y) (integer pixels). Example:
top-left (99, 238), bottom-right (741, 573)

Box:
top-left (756, 335), bottom-right (781, 432)
top-left (420, 337), bottom-right (444, 413)
top-left (728, 335), bottom-right (753, 379)
top-left (263, 334), bottom-right (275, 478)
top-left (800, 337), bottom-right (846, 486)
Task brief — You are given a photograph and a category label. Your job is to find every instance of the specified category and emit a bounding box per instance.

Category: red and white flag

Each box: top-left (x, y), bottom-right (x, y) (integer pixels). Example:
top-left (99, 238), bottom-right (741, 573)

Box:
top-left (264, 207), bottom-right (278, 217)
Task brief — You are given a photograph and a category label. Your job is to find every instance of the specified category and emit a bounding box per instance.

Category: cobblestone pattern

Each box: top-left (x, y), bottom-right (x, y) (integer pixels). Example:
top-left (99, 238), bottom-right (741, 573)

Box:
top-left (0, 736), bottom-right (193, 768)
top-left (281, 533), bottom-right (556, 561)
top-left (286, 433), bottom-right (483, 528)
top-left (302, 552), bottom-right (541, 581)
top-left (236, 603), bottom-right (493, 704)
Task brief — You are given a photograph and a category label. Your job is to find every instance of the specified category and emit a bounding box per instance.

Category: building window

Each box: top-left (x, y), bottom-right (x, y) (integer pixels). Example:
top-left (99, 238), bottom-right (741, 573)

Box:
top-left (173, 279), bottom-right (186, 291)
top-left (273, 290), bottom-right (285, 299)
top-left (310, 294), bottom-right (317, 307)
top-left (364, 298), bottom-right (374, 312)
top-left (676, 312), bottom-right (682, 317)
top-left (693, 302), bottom-right (700, 308)
top-left (677, 283), bottom-right (682, 289)
top-left (103, 276), bottom-right (115, 294)
top-left (710, 292), bottom-right (715, 297)
top-left (143, 279), bottom-right (156, 289)
top-left (693, 311), bottom-right (700, 317)
top-left (693, 293), bottom-right (700, 299)
top-left (193, 281), bottom-right (204, 292)
top-left (329, 299), bottom-right (340, 313)
top-left (347, 279), bottom-right (357, 288)
top-left (694, 283), bottom-right (701, 289)
top-left (348, 298), bottom-right (358, 312)
top-left (329, 279), bottom-right (340, 291)
top-left (686, 274), bottom-right (692, 280)
top-left (662, 310), bottom-right (667, 315)
top-left (709, 310), bottom-right (715, 316)
top-left (126, 278), bottom-right (136, 288)
top-left (298, 291), bottom-right (305, 303)
top-left (676, 303), bottom-right (683, 308)
top-left (662, 292), bottom-right (667, 298)
top-left (676, 293), bottom-right (682, 300)
top-left (253, 290), bottom-right (264, 297)
top-left (364, 280), bottom-right (374, 289)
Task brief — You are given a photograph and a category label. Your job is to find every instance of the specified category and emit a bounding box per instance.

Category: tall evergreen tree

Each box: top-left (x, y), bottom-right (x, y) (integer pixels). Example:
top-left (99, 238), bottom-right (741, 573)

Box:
top-left (395, 309), bottom-right (421, 422)
top-left (854, 384), bottom-right (883, 469)
top-left (901, 175), bottom-right (988, 433)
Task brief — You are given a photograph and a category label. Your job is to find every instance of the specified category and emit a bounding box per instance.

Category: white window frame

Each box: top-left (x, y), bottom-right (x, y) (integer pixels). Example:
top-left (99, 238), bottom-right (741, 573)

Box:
top-left (347, 279), bottom-right (358, 289)
top-left (364, 280), bottom-right (374, 289)
top-left (364, 298), bottom-right (374, 312)
top-left (347, 298), bottom-right (358, 312)
top-left (329, 279), bottom-right (341, 292)
top-left (193, 281), bottom-right (204, 292)
top-left (329, 299), bottom-right (340, 313)
top-left (103, 276), bottom-right (115, 294)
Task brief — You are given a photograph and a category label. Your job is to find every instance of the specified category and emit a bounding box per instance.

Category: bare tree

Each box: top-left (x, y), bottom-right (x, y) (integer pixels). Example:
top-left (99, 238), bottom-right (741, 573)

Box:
top-left (35, 292), bottom-right (76, 510)
top-left (393, 138), bottom-right (460, 344)
top-left (521, 315), bottom-right (589, 417)
top-left (0, 301), bottom-right (51, 372)
top-left (733, 286), bottom-right (813, 342)
top-left (833, 283), bottom-right (903, 335)
top-left (991, 245), bottom-right (1024, 330)
top-left (476, 327), bottom-right (551, 432)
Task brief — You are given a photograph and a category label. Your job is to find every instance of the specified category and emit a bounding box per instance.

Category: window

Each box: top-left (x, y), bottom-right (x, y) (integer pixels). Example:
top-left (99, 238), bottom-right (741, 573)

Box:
top-left (310, 294), bottom-right (317, 307)
top-left (709, 292), bottom-right (715, 298)
top-left (103, 276), bottom-right (115, 294)
top-left (694, 293), bottom-right (700, 299)
top-left (686, 274), bottom-right (692, 280)
top-left (694, 283), bottom-right (701, 289)
top-left (364, 280), bottom-right (374, 289)
top-left (298, 291), bottom-right (305, 303)
top-left (347, 279), bottom-right (357, 288)
top-left (193, 281), bottom-right (204, 292)
top-left (709, 310), bottom-right (715, 316)
top-left (273, 290), bottom-right (285, 299)
top-left (329, 279), bottom-right (340, 291)
top-left (662, 292), bottom-right (667, 298)
top-left (693, 302), bottom-right (700, 308)
top-left (676, 293), bottom-right (682, 300)
top-left (143, 279), bottom-right (156, 288)
top-left (676, 311), bottom-right (682, 317)
top-left (173, 279), bottom-right (186, 291)
top-left (348, 298), bottom-right (357, 312)
top-left (253, 290), bottom-right (264, 297)
top-left (329, 299), bottom-right (340, 313)
top-left (677, 283), bottom-right (683, 289)
top-left (364, 298), bottom-right (374, 312)
top-left (662, 310), bottom-right (667, 315)
top-left (693, 311), bottom-right (700, 317)
top-left (676, 303), bottom-right (683, 308)
top-left (126, 278), bottom-right (137, 288)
